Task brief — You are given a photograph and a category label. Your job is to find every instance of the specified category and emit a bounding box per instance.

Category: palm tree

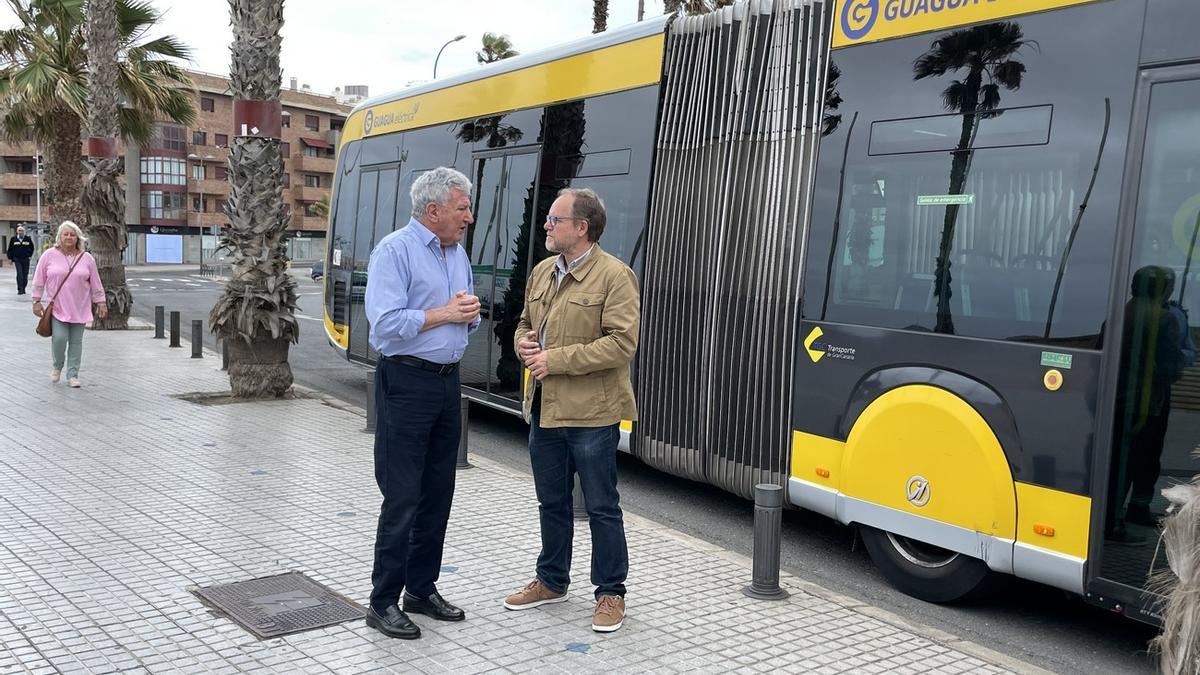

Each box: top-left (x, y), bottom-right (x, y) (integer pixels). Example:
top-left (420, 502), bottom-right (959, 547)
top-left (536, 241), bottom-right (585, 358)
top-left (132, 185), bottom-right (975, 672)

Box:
top-left (0, 0), bottom-right (194, 258)
top-left (310, 193), bottom-right (330, 219)
top-left (81, 0), bottom-right (130, 329)
top-left (476, 32), bottom-right (517, 64)
top-left (210, 0), bottom-right (298, 398)
top-left (912, 21), bottom-right (1030, 334)
top-left (593, 0), bottom-right (607, 33)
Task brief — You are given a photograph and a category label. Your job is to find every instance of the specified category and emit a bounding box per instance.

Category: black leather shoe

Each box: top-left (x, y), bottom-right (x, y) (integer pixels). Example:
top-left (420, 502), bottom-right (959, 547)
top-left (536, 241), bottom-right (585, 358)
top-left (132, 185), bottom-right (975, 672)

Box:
top-left (365, 605), bottom-right (421, 639)
top-left (403, 591), bottom-right (466, 622)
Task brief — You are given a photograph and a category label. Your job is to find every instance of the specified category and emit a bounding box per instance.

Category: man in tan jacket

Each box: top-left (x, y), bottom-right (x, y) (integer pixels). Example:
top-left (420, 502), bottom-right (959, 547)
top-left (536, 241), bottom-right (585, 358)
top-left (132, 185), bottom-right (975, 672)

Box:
top-left (502, 187), bottom-right (639, 633)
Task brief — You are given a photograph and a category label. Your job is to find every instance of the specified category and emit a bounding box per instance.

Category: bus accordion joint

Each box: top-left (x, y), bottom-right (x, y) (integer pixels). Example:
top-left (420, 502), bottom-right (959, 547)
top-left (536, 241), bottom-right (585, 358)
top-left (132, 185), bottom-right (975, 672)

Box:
top-left (1033, 524), bottom-right (1056, 538)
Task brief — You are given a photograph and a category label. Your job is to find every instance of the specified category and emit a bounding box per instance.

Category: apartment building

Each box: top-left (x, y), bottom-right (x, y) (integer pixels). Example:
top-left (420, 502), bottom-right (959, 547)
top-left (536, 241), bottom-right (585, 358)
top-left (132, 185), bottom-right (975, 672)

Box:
top-left (0, 70), bottom-right (351, 265)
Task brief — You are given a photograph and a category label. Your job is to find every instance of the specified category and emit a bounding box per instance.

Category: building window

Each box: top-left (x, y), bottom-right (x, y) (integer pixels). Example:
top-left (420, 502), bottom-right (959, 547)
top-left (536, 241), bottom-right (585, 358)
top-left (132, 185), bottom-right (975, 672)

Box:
top-left (149, 123), bottom-right (186, 152)
top-left (281, 112), bottom-right (291, 128)
top-left (282, 173), bottom-right (291, 187)
top-left (304, 174), bottom-right (321, 188)
top-left (201, 97), bottom-right (215, 112)
top-left (140, 190), bottom-right (187, 220)
top-left (303, 202), bottom-right (322, 217)
top-left (215, 166), bottom-right (228, 181)
top-left (192, 196), bottom-right (206, 213)
top-left (18, 192), bottom-right (32, 206)
top-left (140, 157), bottom-right (186, 185)
top-left (215, 133), bottom-right (228, 147)
top-left (216, 198), bottom-right (228, 212)
top-left (305, 114), bottom-right (319, 132)
top-left (281, 142), bottom-right (290, 157)
top-left (11, 161), bottom-right (33, 174)
top-left (192, 130), bottom-right (206, 146)
top-left (303, 145), bottom-right (321, 158)
top-left (191, 163), bottom-right (205, 181)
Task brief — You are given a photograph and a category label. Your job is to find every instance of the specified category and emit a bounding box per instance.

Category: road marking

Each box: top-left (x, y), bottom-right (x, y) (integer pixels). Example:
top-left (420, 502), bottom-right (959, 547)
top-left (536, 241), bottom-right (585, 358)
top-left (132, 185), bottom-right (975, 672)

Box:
top-left (296, 313), bottom-right (324, 323)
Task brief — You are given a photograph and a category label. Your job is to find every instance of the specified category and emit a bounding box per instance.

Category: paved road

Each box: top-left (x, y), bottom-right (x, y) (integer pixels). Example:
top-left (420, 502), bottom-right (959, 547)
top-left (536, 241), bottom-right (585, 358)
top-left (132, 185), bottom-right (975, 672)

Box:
top-left (127, 267), bottom-right (1158, 675)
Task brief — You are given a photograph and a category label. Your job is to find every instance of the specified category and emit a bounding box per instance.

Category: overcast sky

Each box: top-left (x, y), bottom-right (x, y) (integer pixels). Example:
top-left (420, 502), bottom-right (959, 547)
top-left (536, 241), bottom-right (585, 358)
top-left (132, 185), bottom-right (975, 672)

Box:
top-left (0, 1), bottom-right (668, 102)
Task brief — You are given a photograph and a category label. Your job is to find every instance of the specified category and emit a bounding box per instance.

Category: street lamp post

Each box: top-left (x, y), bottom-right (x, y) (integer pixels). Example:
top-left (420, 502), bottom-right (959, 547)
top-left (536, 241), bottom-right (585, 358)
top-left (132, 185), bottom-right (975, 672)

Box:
top-left (433, 34), bottom-right (467, 80)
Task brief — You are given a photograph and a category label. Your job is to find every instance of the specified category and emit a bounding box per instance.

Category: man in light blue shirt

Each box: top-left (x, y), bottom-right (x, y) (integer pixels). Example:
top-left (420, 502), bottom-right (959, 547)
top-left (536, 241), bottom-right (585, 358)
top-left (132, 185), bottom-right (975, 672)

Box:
top-left (363, 167), bottom-right (480, 640)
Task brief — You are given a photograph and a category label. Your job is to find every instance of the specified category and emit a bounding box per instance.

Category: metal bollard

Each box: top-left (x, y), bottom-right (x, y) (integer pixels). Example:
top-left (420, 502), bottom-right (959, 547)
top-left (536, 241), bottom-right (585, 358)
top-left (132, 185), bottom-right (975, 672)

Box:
top-left (169, 311), bottom-right (181, 348)
top-left (190, 320), bottom-right (203, 358)
top-left (220, 338), bottom-right (229, 371)
top-left (154, 306), bottom-right (165, 339)
top-left (364, 370), bottom-right (377, 434)
top-left (572, 474), bottom-right (587, 520)
top-left (743, 483), bottom-right (789, 600)
top-left (457, 396), bottom-right (472, 470)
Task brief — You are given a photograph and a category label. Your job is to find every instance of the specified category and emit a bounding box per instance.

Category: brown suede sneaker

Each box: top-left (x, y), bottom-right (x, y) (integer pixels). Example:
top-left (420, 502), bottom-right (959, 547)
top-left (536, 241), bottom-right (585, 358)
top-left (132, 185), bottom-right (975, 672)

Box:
top-left (591, 594), bottom-right (625, 632)
top-left (503, 578), bottom-right (566, 610)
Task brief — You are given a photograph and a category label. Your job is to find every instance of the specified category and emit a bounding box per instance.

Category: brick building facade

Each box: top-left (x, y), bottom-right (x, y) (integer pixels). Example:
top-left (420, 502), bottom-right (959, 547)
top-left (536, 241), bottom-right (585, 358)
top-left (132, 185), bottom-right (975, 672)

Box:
top-left (0, 70), bottom-right (351, 265)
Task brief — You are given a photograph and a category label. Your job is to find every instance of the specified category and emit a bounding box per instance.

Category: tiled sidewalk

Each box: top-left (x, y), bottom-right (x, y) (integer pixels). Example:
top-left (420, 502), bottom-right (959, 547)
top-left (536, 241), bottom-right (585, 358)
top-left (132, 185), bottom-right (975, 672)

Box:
top-left (0, 276), bottom-right (1046, 674)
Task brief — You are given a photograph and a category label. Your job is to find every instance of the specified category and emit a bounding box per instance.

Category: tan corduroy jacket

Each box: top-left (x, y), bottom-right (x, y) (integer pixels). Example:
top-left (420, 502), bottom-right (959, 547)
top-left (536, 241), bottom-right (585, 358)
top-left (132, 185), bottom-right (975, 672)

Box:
top-left (515, 245), bottom-right (640, 428)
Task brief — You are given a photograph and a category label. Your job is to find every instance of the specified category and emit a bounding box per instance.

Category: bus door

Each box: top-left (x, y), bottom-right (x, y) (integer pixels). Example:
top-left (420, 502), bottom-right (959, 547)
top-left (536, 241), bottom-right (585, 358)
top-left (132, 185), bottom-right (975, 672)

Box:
top-left (460, 148), bottom-right (541, 407)
top-left (345, 165), bottom-right (400, 364)
top-left (1093, 65), bottom-right (1200, 619)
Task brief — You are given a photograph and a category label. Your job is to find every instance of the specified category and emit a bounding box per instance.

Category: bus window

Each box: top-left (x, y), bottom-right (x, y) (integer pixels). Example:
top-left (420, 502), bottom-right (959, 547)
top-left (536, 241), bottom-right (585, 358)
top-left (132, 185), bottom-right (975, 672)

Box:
top-left (1100, 75), bottom-right (1200, 587)
top-left (325, 143), bottom-right (360, 337)
top-left (347, 170), bottom-right (379, 362)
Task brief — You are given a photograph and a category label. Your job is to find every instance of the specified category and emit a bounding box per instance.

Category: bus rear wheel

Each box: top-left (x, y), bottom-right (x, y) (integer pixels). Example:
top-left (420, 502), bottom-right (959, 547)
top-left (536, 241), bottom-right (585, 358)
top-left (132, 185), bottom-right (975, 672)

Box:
top-left (859, 525), bottom-right (992, 603)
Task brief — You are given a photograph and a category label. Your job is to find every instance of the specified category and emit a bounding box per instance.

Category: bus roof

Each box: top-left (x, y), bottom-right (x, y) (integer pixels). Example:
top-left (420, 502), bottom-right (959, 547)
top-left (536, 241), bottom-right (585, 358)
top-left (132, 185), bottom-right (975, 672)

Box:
top-left (350, 15), bottom-right (672, 117)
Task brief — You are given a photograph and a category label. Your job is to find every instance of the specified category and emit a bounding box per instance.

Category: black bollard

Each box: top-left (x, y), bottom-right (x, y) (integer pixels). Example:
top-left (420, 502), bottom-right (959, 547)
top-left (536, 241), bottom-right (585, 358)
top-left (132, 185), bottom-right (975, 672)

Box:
top-left (191, 320), bottom-right (203, 358)
top-left (364, 370), bottom-right (376, 434)
top-left (743, 483), bottom-right (789, 600)
top-left (154, 306), bottom-right (165, 339)
top-left (457, 396), bottom-right (472, 470)
top-left (220, 339), bottom-right (229, 371)
top-left (169, 311), bottom-right (181, 348)
top-left (572, 474), bottom-right (587, 520)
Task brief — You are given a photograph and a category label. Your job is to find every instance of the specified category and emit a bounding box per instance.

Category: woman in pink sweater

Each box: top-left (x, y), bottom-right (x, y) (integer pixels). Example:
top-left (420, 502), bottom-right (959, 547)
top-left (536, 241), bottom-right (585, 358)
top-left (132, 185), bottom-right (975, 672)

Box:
top-left (31, 221), bottom-right (107, 388)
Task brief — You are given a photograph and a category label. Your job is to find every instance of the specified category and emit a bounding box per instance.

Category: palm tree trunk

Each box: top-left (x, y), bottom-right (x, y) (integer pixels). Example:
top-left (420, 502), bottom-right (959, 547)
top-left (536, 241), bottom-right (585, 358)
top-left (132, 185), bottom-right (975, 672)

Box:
top-left (593, 0), bottom-right (608, 33)
top-left (933, 72), bottom-right (982, 334)
top-left (82, 0), bottom-right (131, 329)
top-left (45, 106), bottom-right (86, 227)
top-left (210, 0), bottom-right (298, 398)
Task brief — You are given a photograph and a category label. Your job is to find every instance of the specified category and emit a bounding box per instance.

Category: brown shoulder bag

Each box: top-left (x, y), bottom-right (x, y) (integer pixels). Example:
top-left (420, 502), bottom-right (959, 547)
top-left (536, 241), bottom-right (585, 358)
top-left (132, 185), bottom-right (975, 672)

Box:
top-left (35, 252), bottom-right (84, 338)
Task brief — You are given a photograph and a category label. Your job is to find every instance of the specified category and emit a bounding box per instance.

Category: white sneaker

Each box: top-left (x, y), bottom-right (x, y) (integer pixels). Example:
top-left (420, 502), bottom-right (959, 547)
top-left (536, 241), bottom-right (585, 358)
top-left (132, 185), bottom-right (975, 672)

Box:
top-left (67, 378), bottom-right (80, 388)
top-left (50, 369), bottom-right (61, 383)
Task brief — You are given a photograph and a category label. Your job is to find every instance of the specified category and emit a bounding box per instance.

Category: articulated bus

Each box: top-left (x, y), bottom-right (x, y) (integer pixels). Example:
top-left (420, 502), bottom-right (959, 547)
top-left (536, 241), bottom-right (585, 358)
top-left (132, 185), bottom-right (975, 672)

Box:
top-left (324, 0), bottom-right (1200, 623)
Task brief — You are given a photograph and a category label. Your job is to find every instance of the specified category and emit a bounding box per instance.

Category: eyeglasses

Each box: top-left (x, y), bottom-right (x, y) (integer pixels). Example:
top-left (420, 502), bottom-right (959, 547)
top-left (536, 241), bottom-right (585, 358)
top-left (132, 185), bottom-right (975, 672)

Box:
top-left (545, 215), bottom-right (586, 229)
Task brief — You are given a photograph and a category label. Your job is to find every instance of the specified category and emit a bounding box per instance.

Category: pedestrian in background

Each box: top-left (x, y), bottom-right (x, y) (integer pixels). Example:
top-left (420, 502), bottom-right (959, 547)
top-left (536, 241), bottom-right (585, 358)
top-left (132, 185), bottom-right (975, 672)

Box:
top-left (30, 221), bottom-right (106, 388)
top-left (363, 167), bottom-right (480, 640)
top-left (6, 224), bottom-right (34, 294)
top-left (505, 187), bottom-right (640, 633)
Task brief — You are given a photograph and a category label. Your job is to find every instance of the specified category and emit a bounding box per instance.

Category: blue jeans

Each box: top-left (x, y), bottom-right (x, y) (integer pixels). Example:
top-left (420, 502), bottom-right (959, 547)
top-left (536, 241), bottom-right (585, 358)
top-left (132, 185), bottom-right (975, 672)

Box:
top-left (529, 396), bottom-right (628, 599)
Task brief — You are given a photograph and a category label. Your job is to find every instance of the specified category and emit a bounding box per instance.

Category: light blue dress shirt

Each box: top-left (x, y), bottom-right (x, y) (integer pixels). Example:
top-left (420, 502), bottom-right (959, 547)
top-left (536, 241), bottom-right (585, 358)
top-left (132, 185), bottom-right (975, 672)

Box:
top-left (366, 218), bottom-right (479, 364)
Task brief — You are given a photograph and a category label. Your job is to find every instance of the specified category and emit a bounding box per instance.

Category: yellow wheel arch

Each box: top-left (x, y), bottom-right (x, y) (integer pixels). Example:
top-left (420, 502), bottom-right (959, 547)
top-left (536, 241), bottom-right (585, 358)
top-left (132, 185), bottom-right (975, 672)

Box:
top-left (840, 385), bottom-right (1017, 541)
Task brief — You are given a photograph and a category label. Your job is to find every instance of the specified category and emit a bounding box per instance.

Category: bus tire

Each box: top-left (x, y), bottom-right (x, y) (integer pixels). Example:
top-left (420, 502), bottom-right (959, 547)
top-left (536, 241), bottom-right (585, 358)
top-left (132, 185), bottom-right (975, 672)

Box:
top-left (859, 525), bottom-right (993, 603)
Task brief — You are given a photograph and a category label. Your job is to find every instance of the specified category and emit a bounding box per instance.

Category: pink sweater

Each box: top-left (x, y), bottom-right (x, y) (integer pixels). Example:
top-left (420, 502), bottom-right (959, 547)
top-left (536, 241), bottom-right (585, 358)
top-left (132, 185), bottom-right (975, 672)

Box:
top-left (31, 248), bottom-right (106, 324)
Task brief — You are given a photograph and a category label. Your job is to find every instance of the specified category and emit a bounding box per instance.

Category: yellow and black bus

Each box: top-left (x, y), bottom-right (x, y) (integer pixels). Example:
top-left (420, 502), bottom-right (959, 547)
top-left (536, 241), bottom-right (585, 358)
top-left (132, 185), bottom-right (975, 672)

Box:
top-left (325, 0), bottom-right (1200, 623)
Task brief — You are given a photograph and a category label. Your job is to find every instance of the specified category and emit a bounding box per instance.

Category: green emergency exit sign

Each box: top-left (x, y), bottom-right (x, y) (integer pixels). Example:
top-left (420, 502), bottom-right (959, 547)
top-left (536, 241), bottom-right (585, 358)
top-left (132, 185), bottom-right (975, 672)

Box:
top-left (1040, 352), bottom-right (1073, 369)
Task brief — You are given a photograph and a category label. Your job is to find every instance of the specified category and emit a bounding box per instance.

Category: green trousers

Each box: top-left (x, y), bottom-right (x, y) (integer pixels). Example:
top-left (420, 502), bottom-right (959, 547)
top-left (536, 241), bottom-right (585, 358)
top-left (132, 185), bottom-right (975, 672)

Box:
top-left (51, 318), bottom-right (85, 378)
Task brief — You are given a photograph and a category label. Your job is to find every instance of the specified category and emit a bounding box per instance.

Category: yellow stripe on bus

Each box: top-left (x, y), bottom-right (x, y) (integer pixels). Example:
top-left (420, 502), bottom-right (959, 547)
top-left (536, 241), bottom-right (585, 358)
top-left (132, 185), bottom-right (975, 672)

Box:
top-left (324, 308), bottom-right (348, 350)
top-left (791, 430), bottom-right (846, 491)
top-left (341, 34), bottom-right (665, 145)
top-left (832, 0), bottom-right (1100, 49)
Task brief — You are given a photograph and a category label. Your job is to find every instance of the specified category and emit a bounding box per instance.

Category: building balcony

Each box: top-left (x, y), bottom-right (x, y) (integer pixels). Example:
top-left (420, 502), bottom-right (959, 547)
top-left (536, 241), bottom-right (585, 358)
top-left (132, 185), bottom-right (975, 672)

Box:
top-left (186, 211), bottom-right (228, 229)
top-left (0, 204), bottom-right (37, 221)
top-left (290, 215), bottom-right (328, 232)
top-left (191, 178), bottom-right (230, 196)
top-left (290, 154), bottom-right (335, 174)
top-left (291, 185), bottom-right (328, 202)
top-left (188, 145), bottom-right (230, 163)
top-left (0, 173), bottom-right (38, 190)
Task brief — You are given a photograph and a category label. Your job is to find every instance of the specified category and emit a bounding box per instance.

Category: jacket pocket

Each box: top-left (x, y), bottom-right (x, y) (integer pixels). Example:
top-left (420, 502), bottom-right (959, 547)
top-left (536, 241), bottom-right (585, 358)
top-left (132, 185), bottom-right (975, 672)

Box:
top-left (565, 292), bottom-right (604, 338)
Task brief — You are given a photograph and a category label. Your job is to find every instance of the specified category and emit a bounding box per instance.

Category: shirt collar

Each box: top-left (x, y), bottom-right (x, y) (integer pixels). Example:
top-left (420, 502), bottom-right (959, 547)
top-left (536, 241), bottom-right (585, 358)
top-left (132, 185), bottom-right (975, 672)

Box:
top-left (406, 218), bottom-right (441, 249)
top-left (556, 244), bottom-right (595, 276)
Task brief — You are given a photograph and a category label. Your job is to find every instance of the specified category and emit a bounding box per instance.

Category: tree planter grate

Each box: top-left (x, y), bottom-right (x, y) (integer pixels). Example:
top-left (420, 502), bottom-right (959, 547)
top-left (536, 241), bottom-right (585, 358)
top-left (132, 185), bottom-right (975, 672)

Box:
top-left (192, 572), bottom-right (363, 639)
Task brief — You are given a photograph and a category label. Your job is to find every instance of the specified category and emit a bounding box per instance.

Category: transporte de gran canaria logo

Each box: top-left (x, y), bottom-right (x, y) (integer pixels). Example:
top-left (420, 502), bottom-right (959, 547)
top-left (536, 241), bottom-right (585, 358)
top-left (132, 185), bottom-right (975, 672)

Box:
top-left (834, 0), bottom-right (1099, 48)
top-left (804, 327), bottom-right (858, 364)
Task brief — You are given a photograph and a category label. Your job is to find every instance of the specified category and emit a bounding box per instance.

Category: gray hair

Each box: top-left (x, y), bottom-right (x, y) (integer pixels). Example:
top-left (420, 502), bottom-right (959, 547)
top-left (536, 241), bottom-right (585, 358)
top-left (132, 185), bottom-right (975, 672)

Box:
top-left (55, 220), bottom-right (87, 251)
top-left (411, 167), bottom-right (472, 219)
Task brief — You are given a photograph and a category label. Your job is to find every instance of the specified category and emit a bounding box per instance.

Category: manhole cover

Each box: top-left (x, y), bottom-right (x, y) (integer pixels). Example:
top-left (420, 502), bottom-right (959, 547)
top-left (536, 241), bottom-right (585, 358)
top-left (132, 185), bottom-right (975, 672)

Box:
top-left (192, 572), bottom-right (363, 639)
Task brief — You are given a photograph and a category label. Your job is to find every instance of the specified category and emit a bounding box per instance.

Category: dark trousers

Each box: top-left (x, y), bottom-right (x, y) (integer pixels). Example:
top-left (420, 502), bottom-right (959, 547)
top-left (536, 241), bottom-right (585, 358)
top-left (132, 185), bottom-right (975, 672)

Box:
top-left (13, 257), bottom-right (29, 293)
top-left (370, 359), bottom-right (461, 611)
top-left (529, 394), bottom-right (628, 599)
